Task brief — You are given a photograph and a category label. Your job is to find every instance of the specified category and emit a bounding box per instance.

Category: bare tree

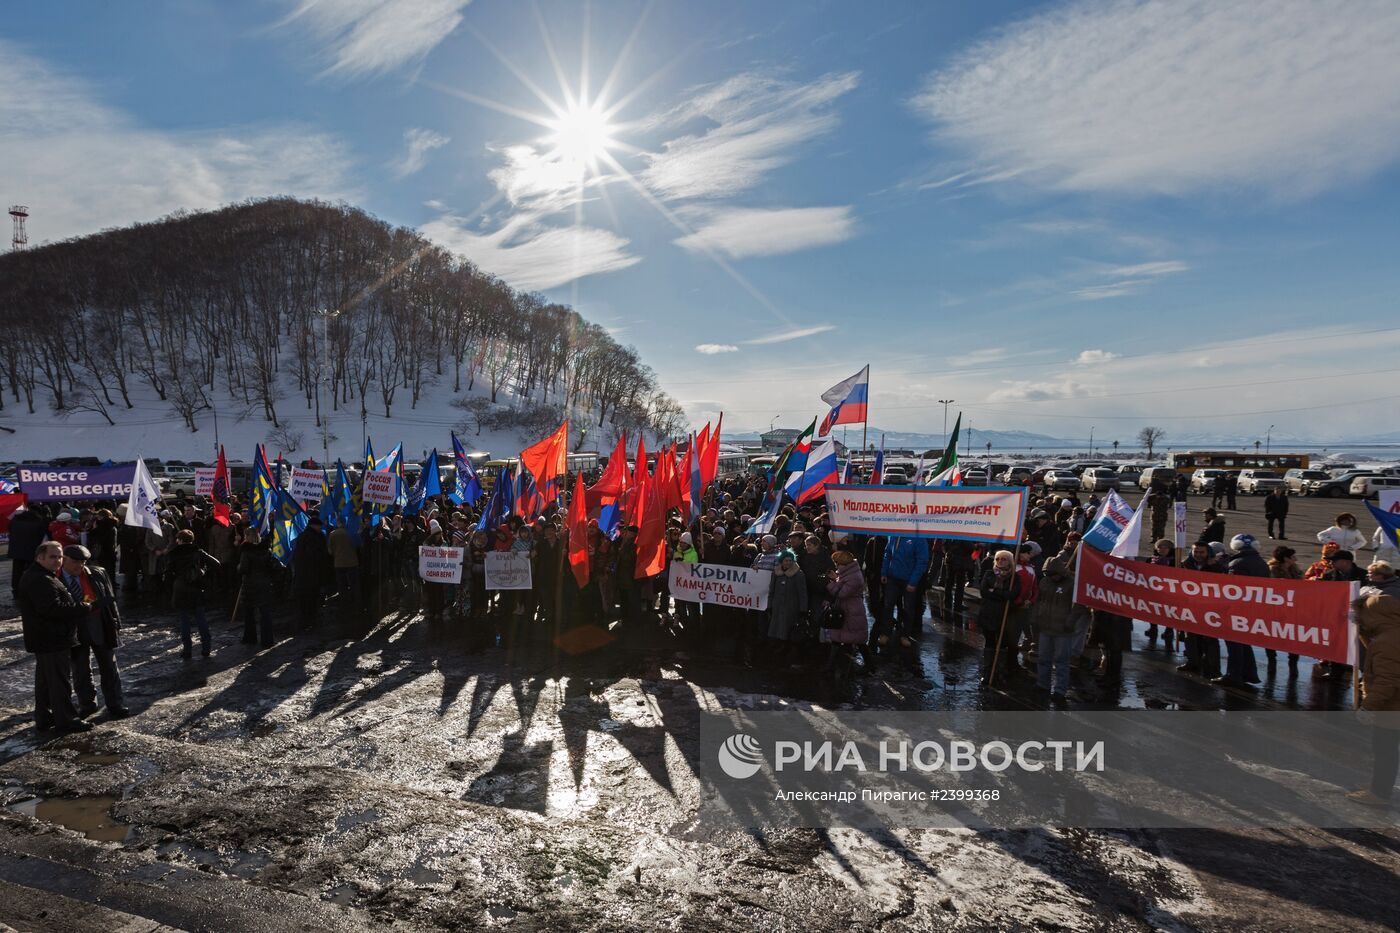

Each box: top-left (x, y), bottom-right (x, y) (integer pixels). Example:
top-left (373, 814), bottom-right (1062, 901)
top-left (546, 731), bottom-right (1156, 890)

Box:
top-left (1137, 426), bottom-right (1166, 458)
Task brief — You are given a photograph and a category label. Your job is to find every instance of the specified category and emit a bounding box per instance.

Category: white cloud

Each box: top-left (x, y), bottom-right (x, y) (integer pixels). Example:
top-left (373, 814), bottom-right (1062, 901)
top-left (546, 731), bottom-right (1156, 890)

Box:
top-left (643, 71), bottom-right (859, 199)
top-left (695, 344), bottom-right (739, 355)
top-left (914, 0), bottom-right (1400, 198)
top-left (391, 127), bottom-right (449, 177)
top-left (420, 211), bottom-right (639, 292)
top-left (988, 379), bottom-right (1106, 402)
top-left (0, 40), bottom-right (355, 245)
top-left (282, 0), bottom-right (473, 79)
top-left (1074, 349), bottom-right (1119, 366)
top-left (745, 324), bottom-right (837, 346)
top-left (1101, 261), bottom-right (1187, 278)
top-left (673, 206), bottom-right (857, 258)
top-left (1072, 281), bottom-right (1146, 301)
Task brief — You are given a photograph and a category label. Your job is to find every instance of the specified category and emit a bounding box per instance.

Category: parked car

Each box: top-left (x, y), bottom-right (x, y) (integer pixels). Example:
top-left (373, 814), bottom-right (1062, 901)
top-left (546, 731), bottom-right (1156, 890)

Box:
top-left (1081, 467), bottom-right (1120, 492)
top-left (1115, 465), bottom-right (1142, 487)
top-left (1237, 469), bottom-right (1285, 495)
top-left (167, 475), bottom-right (200, 497)
top-left (960, 468), bottom-right (988, 487)
top-left (1190, 469), bottom-right (1228, 493)
top-left (1137, 467), bottom-right (1177, 490)
top-left (1283, 468), bottom-right (1330, 494)
top-left (1043, 470), bottom-right (1080, 491)
top-left (881, 472), bottom-right (911, 485)
top-left (999, 466), bottom-right (1035, 486)
top-left (1351, 475), bottom-right (1400, 499)
top-left (1308, 471), bottom-right (1377, 498)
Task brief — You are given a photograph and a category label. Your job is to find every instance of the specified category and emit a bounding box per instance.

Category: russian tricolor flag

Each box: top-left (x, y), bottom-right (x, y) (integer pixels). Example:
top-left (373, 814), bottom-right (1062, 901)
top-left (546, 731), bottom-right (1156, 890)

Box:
top-left (784, 437), bottom-right (840, 505)
top-left (818, 365), bottom-right (869, 436)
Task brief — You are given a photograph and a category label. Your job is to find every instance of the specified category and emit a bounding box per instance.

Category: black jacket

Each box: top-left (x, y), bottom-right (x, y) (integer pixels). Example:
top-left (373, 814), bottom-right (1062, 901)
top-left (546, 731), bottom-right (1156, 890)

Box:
top-left (290, 526), bottom-right (331, 594)
top-left (8, 510), bottom-right (49, 562)
top-left (1228, 547), bottom-right (1271, 578)
top-left (74, 565), bottom-right (122, 647)
top-left (18, 563), bottom-right (89, 653)
top-left (1264, 493), bottom-right (1289, 518)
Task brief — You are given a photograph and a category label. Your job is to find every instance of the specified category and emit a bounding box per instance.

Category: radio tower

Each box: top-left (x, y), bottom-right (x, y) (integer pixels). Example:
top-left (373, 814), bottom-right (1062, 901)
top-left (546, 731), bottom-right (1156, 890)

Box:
top-left (8, 206), bottom-right (28, 251)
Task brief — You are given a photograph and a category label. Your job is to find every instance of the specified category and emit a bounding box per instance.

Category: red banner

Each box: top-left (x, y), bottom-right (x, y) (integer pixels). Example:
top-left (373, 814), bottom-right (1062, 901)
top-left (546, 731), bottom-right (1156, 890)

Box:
top-left (1074, 546), bottom-right (1355, 663)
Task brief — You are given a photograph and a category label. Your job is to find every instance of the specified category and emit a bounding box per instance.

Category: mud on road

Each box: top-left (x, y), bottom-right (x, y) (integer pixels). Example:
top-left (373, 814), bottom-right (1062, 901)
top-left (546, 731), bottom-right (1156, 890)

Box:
top-left (0, 584), bottom-right (1395, 931)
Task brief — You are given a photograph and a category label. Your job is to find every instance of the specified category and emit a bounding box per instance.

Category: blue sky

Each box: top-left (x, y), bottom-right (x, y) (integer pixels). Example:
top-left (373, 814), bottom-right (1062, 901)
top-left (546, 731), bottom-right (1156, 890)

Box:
top-left (5, 0), bottom-right (1400, 441)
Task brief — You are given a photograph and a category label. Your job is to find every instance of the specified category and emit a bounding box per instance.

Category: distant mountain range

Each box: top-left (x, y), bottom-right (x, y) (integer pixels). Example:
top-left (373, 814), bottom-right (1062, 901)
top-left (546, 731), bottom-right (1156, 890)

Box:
top-left (722, 425), bottom-right (1400, 453)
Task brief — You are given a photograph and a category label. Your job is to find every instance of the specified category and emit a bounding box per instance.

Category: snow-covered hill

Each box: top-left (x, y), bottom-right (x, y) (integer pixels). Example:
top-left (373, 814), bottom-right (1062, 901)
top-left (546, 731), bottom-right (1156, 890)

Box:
top-left (0, 375), bottom-right (628, 465)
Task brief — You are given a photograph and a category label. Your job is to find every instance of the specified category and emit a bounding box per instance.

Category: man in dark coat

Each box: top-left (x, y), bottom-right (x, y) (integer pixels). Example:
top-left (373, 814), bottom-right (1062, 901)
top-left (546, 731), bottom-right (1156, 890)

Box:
top-left (1264, 488), bottom-right (1289, 539)
top-left (8, 505), bottom-right (50, 601)
top-left (1179, 543), bottom-right (1223, 678)
top-left (61, 545), bottom-right (129, 719)
top-left (18, 541), bottom-right (93, 732)
top-left (291, 516), bottom-right (331, 629)
top-left (1216, 534), bottom-right (1267, 687)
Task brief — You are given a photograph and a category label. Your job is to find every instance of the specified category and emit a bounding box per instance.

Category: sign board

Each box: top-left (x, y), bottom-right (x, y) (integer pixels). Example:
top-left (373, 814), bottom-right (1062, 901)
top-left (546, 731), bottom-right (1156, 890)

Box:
top-left (668, 561), bottom-right (771, 610)
top-left (195, 468), bottom-right (215, 496)
top-left (485, 551), bottom-right (533, 590)
top-left (824, 484), bottom-right (1026, 545)
top-left (18, 463), bottom-right (136, 502)
top-left (1074, 546), bottom-right (1354, 664)
top-left (1173, 501), bottom-right (1188, 550)
top-left (362, 470), bottom-right (397, 505)
top-left (289, 468), bottom-right (323, 502)
top-left (1380, 490), bottom-right (1400, 514)
top-left (419, 545), bottom-right (464, 584)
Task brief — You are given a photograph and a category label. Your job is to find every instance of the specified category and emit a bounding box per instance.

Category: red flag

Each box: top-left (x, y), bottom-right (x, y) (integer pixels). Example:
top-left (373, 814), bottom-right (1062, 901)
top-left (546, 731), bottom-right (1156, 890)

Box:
top-left (632, 436), bottom-right (648, 486)
top-left (520, 421), bottom-right (569, 489)
top-left (701, 413), bottom-right (723, 487)
top-left (0, 493), bottom-right (27, 534)
top-left (635, 467), bottom-right (669, 579)
top-left (567, 472), bottom-right (590, 588)
top-left (212, 445), bottom-right (232, 526)
top-left (587, 434), bottom-right (629, 508)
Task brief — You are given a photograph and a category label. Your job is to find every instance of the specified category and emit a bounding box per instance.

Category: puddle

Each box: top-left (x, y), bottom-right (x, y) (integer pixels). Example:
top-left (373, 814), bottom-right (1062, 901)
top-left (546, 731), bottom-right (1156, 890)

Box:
top-left (326, 883), bottom-right (359, 906)
top-left (404, 865), bottom-right (443, 885)
top-left (74, 752), bottom-right (125, 766)
top-left (7, 794), bottom-right (132, 843)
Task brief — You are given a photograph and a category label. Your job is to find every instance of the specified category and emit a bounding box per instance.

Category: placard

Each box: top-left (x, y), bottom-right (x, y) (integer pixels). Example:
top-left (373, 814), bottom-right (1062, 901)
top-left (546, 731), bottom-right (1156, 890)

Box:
top-left (289, 467), bottom-right (323, 502)
top-left (195, 468), bottom-right (215, 496)
top-left (419, 545), bottom-right (464, 584)
top-left (18, 463), bottom-right (135, 502)
top-left (1173, 501), bottom-right (1188, 550)
top-left (485, 551), bottom-right (533, 590)
top-left (362, 470), bottom-right (397, 505)
top-left (668, 561), bottom-right (771, 610)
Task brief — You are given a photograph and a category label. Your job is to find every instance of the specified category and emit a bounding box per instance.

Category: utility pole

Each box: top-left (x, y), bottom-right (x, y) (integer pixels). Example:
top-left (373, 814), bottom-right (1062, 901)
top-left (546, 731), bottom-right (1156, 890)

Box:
top-left (938, 399), bottom-right (954, 449)
top-left (1266, 424), bottom-right (1275, 455)
top-left (1089, 426), bottom-right (1095, 458)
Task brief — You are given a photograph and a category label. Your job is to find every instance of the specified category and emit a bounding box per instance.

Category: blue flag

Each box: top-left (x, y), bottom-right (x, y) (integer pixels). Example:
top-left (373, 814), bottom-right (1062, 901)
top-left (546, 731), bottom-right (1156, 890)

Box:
top-left (450, 432), bottom-right (483, 506)
top-left (1367, 501), bottom-right (1400, 553)
top-left (406, 449), bottom-right (442, 516)
top-left (270, 485), bottom-right (310, 566)
top-left (478, 466), bottom-right (513, 532)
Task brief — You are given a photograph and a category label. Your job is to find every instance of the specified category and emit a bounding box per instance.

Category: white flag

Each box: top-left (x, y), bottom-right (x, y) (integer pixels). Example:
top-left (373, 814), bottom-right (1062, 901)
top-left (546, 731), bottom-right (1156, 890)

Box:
top-left (124, 458), bottom-right (163, 533)
top-left (1110, 493), bottom-right (1148, 558)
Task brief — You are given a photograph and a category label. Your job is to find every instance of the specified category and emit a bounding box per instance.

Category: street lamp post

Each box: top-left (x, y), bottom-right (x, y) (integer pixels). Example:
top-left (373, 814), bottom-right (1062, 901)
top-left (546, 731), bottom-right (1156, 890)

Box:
top-left (769, 415), bottom-right (780, 433)
top-left (938, 399), bottom-right (954, 447)
top-left (1088, 426), bottom-right (1095, 458)
top-left (1266, 424), bottom-right (1275, 455)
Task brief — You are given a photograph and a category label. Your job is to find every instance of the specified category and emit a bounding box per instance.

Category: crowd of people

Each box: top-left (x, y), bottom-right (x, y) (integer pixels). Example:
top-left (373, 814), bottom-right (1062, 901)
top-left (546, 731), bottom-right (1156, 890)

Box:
top-left (8, 466), bottom-right (1400, 803)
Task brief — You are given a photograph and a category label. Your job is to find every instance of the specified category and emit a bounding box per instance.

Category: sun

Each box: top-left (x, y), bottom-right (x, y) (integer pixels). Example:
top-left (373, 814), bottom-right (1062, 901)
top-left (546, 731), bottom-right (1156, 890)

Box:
top-left (545, 100), bottom-right (617, 175)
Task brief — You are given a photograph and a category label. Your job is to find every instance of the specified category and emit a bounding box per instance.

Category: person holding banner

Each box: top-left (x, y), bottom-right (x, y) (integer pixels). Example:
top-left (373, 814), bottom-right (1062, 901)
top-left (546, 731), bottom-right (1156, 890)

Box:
top-left (1267, 545), bottom-right (1304, 676)
top-left (977, 551), bottom-right (1022, 689)
top-left (1216, 534), bottom-right (1267, 688)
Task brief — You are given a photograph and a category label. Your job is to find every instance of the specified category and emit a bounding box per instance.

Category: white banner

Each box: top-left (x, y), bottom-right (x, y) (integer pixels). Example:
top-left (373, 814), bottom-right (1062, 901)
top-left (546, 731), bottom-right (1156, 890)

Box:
top-left (195, 468), bottom-right (215, 496)
top-left (668, 561), bottom-right (772, 610)
top-left (1173, 501), bottom-right (1188, 550)
top-left (485, 551), bottom-right (533, 590)
top-left (824, 484), bottom-right (1026, 545)
top-left (1380, 490), bottom-right (1400, 514)
top-left (289, 467), bottom-right (323, 502)
top-left (362, 470), bottom-right (397, 505)
top-left (419, 545), bottom-right (464, 584)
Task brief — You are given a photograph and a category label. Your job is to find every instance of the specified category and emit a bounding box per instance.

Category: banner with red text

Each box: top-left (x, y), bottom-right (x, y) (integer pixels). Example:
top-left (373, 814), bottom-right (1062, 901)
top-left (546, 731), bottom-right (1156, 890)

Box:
top-left (1074, 546), bottom-right (1355, 663)
top-left (825, 484), bottom-right (1026, 545)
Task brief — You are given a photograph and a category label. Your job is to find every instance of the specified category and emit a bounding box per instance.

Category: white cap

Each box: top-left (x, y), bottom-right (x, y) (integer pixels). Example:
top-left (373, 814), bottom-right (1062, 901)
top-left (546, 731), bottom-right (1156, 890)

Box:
top-left (680, 532), bottom-right (692, 545)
